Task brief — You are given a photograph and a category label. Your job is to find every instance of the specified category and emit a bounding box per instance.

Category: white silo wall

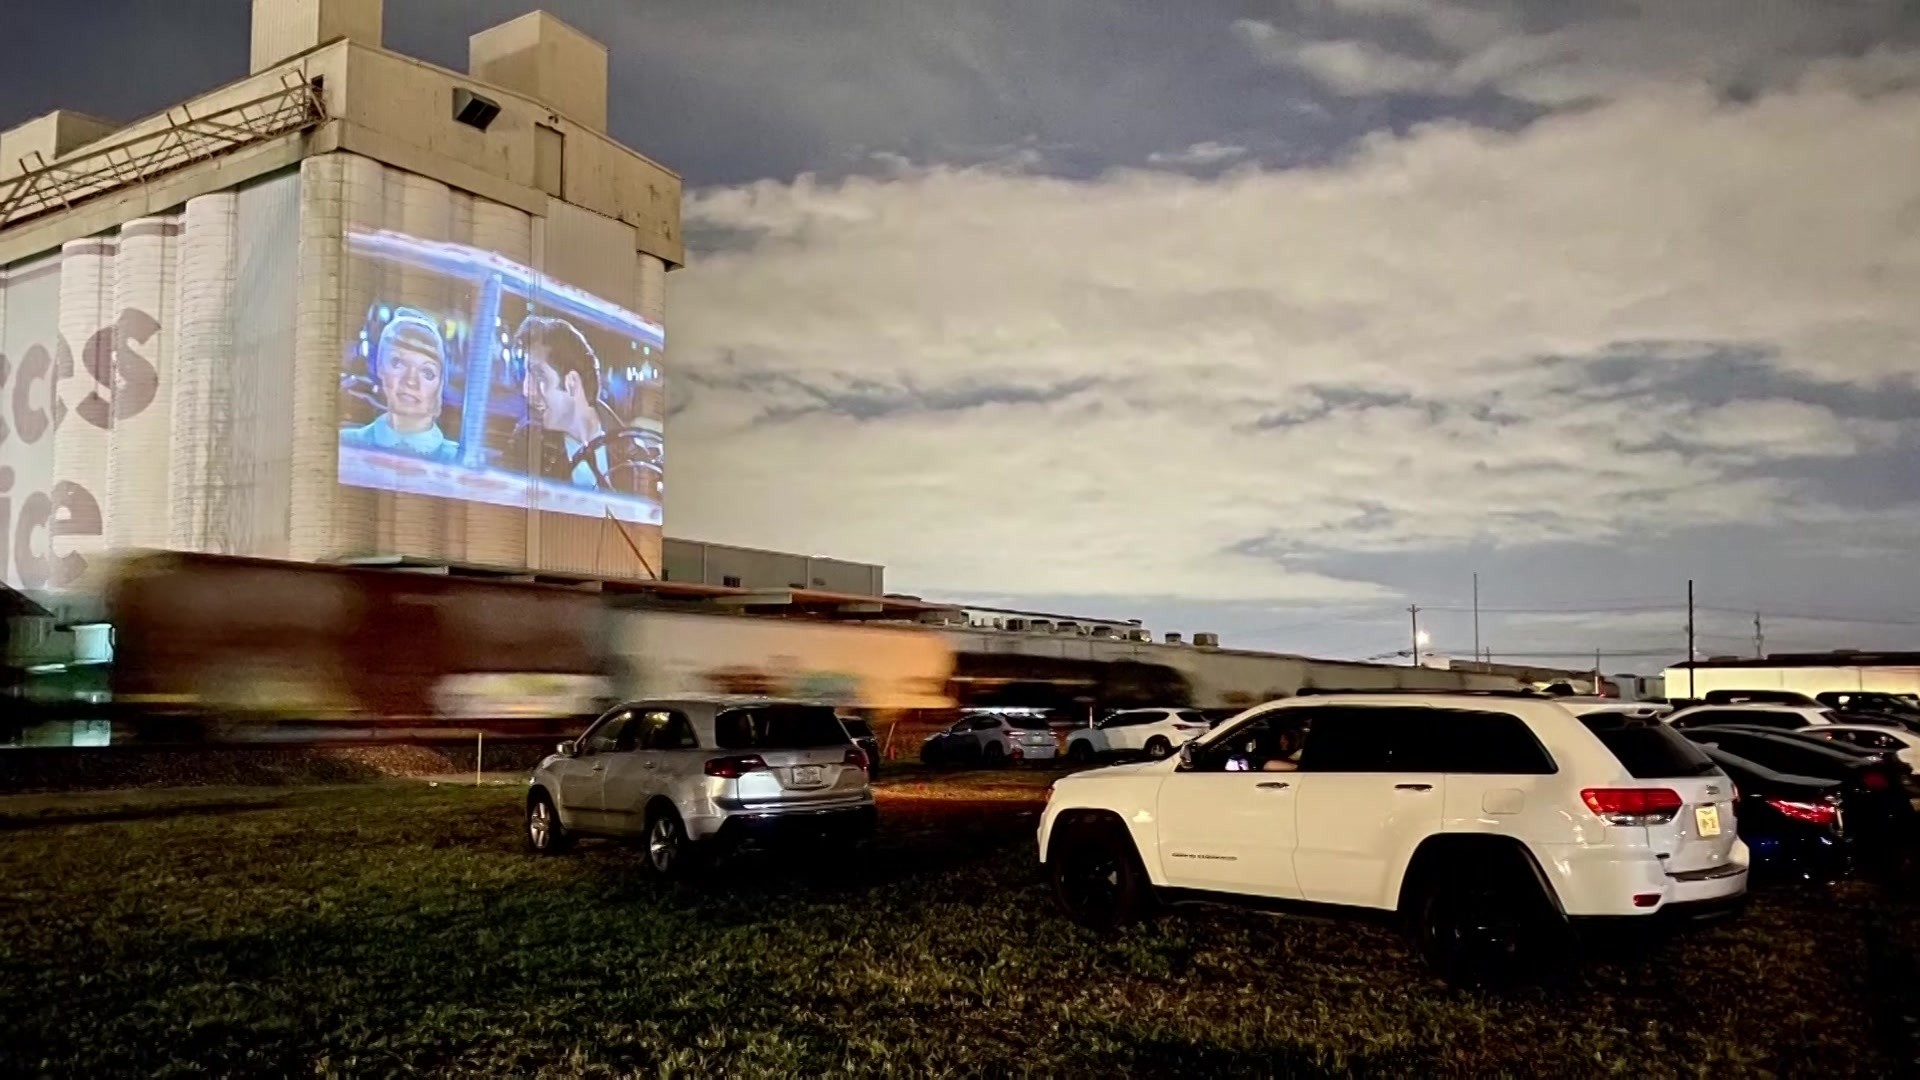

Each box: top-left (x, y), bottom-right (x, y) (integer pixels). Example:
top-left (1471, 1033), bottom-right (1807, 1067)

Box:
top-left (168, 192), bottom-right (239, 553)
top-left (330, 152), bottom-right (389, 558)
top-left (459, 193), bottom-right (534, 568)
top-left (0, 253), bottom-right (62, 590)
top-left (289, 155), bottom-right (348, 563)
top-left (52, 235), bottom-right (118, 590)
top-left (379, 168), bottom-right (455, 558)
top-left (225, 171), bottom-right (301, 558)
top-left (637, 252), bottom-right (666, 325)
top-left (106, 216), bottom-right (181, 551)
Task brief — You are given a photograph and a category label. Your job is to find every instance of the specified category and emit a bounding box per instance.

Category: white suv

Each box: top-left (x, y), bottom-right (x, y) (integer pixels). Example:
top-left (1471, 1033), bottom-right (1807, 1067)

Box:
top-left (1038, 693), bottom-right (1748, 977)
top-left (1066, 708), bottom-right (1212, 763)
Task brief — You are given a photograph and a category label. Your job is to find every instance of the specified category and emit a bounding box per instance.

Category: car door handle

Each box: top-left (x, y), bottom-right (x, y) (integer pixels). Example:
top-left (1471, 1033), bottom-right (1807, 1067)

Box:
top-left (1256, 781), bottom-right (1290, 790)
top-left (1395, 783), bottom-right (1432, 792)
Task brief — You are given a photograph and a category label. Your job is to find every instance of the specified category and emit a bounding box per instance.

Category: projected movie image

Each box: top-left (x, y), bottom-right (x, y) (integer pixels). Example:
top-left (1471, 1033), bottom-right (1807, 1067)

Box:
top-left (338, 229), bottom-right (665, 526)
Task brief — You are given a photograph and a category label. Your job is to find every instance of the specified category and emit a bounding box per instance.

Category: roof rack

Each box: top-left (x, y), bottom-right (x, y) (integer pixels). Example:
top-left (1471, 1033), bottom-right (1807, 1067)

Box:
top-left (1294, 688), bottom-right (1551, 699)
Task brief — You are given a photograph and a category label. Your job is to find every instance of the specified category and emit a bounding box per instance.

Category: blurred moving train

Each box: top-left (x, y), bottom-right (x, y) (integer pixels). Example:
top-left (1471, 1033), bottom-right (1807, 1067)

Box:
top-left (9, 551), bottom-right (1523, 752)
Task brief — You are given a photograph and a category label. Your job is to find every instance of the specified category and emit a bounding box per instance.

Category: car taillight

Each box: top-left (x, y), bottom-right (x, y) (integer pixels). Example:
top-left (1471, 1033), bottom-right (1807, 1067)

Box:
top-left (843, 746), bottom-right (869, 770)
top-left (1581, 787), bottom-right (1684, 825)
top-left (704, 754), bottom-right (768, 778)
top-left (1766, 796), bottom-right (1840, 827)
top-left (1859, 769), bottom-right (1891, 791)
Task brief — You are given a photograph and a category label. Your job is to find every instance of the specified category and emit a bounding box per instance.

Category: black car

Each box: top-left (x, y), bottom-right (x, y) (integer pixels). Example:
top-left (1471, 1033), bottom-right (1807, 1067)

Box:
top-left (1680, 726), bottom-right (1913, 848)
top-left (1695, 745), bottom-right (1849, 881)
top-left (840, 716), bottom-right (880, 778)
top-left (1817, 691), bottom-right (1920, 721)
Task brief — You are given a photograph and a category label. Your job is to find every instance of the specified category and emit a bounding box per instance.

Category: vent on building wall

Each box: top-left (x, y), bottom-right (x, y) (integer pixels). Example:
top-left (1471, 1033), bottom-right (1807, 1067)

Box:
top-left (1194, 632), bottom-right (1221, 648)
top-left (452, 88), bottom-right (502, 130)
top-left (1124, 629), bottom-right (1151, 642)
top-left (1165, 632), bottom-right (1184, 645)
top-left (722, 575), bottom-right (742, 588)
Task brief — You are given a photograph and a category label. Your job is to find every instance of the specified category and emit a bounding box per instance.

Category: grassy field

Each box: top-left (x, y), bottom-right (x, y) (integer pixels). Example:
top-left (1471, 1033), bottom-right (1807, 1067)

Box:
top-left (2, 774), bottom-right (1917, 1077)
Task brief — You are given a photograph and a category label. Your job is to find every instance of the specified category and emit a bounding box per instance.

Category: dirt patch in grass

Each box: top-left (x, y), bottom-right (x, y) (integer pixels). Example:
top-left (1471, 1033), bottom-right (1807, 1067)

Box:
top-left (0, 780), bottom-right (1914, 1077)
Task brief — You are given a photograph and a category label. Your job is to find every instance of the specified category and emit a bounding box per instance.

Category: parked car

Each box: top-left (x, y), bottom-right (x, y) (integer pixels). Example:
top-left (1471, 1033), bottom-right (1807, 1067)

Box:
top-left (1039, 693), bottom-right (1746, 981)
top-left (1816, 691), bottom-right (1920, 720)
top-left (1799, 723), bottom-right (1920, 771)
top-left (525, 696), bottom-right (876, 874)
top-left (1065, 707), bottom-right (1211, 762)
top-left (1695, 745), bottom-right (1850, 882)
top-left (840, 715), bottom-right (881, 778)
top-left (1665, 704), bottom-right (1840, 731)
top-left (1677, 726), bottom-right (1912, 848)
top-left (921, 712), bottom-right (1059, 767)
top-left (1702, 689), bottom-right (1823, 707)
top-left (1812, 693), bottom-right (1920, 734)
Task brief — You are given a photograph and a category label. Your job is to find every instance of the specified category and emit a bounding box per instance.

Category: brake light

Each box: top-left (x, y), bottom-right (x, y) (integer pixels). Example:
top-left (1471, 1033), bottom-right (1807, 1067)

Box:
top-left (1766, 797), bottom-right (1840, 826)
top-left (1862, 770), bottom-right (1890, 792)
top-left (843, 746), bottom-right (869, 770)
top-left (1581, 787), bottom-right (1684, 825)
top-left (704, 754), bottom-right (768, 778)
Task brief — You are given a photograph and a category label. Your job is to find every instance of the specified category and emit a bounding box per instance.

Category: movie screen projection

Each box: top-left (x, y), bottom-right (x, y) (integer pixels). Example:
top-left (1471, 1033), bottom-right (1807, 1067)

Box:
top-left (338, 229), bottom-right (665, 528)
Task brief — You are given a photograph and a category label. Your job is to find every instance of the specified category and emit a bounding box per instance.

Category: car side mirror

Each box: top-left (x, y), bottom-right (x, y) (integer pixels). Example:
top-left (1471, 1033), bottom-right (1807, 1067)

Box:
top-left (556, 740), bottom-right (577, 757)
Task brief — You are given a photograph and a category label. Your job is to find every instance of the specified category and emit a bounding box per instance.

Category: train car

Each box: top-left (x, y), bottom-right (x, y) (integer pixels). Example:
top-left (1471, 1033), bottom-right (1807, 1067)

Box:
top-left (106, 551), bottom-right (607, 740)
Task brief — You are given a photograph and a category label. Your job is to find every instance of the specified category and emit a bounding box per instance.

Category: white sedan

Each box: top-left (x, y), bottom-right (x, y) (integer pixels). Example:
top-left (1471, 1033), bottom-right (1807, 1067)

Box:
top-left (1065, 707), bottom-right (1212, 763)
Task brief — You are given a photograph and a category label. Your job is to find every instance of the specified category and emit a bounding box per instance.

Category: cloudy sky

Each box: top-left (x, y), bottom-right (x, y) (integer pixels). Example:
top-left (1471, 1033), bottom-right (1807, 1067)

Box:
top-left (6, 0), bottom-right (1920, 667)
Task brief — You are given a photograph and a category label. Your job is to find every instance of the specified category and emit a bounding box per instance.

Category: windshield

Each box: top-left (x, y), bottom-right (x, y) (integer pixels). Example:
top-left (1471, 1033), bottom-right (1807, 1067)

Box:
top-left (714, 705), bottom-right (850, 750)
top-left (1580, 714), bottom-right (1720, 778)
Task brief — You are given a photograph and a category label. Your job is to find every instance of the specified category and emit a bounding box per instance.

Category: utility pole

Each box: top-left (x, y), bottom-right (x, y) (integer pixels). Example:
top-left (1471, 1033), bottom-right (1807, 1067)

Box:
top-left (1594, 648), bottom-right (1603, 695)
top-left (1472, 572), bottom-right (1481, 667)
top-left (1408, 604), bottom-right (1421, 667)
top-left (1753, 611), bottom-right (1765, 660)
top-left (1686, 579), bottom-right (1696, 699)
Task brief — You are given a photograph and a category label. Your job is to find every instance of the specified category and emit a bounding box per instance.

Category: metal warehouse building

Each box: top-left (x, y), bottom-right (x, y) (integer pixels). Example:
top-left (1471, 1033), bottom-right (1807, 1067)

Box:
top-left (0, 0), bottom-right (679, 597)
top-left (1664, 652), bottom-right (1920, 700)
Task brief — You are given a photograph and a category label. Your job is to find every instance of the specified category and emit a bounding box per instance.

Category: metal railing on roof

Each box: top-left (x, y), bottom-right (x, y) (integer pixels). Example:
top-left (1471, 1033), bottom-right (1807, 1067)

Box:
top-left (0, 73), bottom-right (326, 232)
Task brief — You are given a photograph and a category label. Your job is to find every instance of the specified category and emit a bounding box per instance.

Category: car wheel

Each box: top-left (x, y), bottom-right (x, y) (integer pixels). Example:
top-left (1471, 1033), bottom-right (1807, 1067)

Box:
top-left (919, 741), bottom-right (942, 766)
top-left (1068, 740), bottom-right (1095, 764)
top-left (526, 791), bottom-right (572, 855)
top-left (1406, 855), bottom-right (1552, 983)
top-left (983, 741), bottom-right (1007, 768)
top-left (1051, 821), bottom-right (1152, 932)
top-left (1144, 736), bottom-right (1173, 760)
top-left (645, 806), bottom-right (696, 879)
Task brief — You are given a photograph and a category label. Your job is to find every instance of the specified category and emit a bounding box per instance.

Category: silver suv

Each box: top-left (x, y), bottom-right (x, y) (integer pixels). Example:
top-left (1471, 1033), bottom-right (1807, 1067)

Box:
top-left (526, 695), bottom-right (876, 875)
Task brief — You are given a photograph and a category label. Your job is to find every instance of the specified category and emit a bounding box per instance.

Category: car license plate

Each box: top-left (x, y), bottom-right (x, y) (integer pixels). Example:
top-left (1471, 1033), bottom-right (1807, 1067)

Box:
top-left (1695, 804), bottom-right (1721, 837)
top-left (791, 766), bottom-right (823, 786)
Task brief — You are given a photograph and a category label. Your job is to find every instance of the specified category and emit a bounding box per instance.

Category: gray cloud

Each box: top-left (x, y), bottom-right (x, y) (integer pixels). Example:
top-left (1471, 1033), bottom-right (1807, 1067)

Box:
top-left (1235, 0), bottom-right (1920, 107)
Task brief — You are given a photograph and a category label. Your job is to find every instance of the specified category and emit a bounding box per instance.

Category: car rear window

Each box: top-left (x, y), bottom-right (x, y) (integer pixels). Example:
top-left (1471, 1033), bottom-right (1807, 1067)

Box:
top-left (714, 705), bottom-right (850, 750)
top-left (1176, 710), bottom-right (1209, 724)
top-left (840, 718), bottom-right (873, 738)
top-left (1580, 715), bottom-right (1720, 778)
top-left (1006, 715), bottom-right (1052, 730)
